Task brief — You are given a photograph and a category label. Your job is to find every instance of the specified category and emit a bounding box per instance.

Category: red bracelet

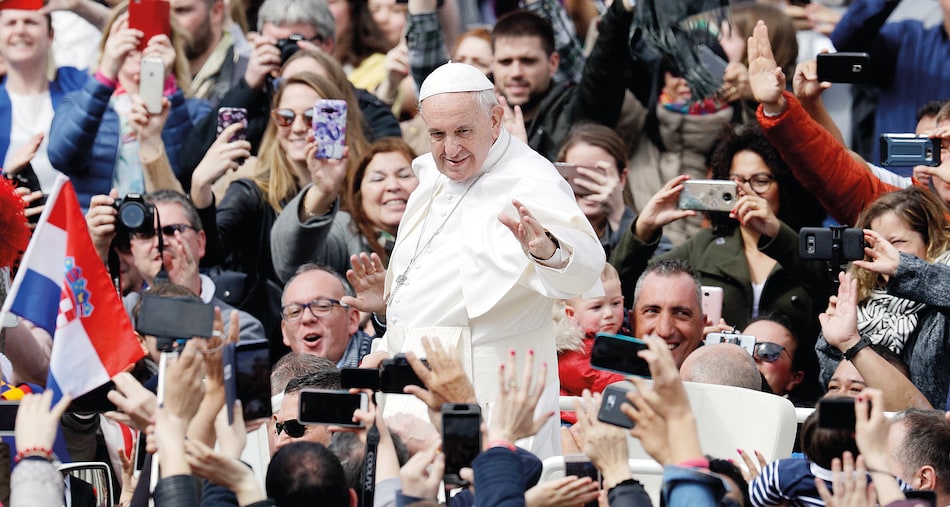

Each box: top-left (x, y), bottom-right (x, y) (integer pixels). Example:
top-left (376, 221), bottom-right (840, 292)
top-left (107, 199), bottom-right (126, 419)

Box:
top-left (677, 458), bottom-right (710, 469)
top-left (486, 439), bottom-right (516, 452)
top-left (15, 446), bottom-right (53, 463)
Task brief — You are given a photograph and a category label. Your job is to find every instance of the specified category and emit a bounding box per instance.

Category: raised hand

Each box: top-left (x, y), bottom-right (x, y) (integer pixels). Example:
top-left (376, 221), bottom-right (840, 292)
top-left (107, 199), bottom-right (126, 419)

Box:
top-left (498, 95), bottom-right (527, 144)
top-left (14, 390), bottom-right (71, 454)
top-left (730, 180), bottom-right (780, 237)
top-left (86, 190), bottom-right (120, 260)
top-left (574, 390), bottom-right (632, 488)
top-left (243, 33), bottom-right (282, 91)
top-left (99, 12), bottom-right (142, 82)
top-left (634, 174), bottom-right (696, 241)
top-left (190, 123), bottom-right (251, 209)
top-left (487, 350), bottom-right (551, 443)
top-left (342, 252), bottom-right (386, 314)
top-left (818, 272), bottom-right (862, 353)
top-left (747, 20), bottom-right (787, 114)
top-left (852, 229), bottom-right (901, 278)
top-left (404, 337), bottom-right (477, 423)
top-left (793, 58), bottom-right (831, 103)
top-left (498, 199), bottom-right (559, 260)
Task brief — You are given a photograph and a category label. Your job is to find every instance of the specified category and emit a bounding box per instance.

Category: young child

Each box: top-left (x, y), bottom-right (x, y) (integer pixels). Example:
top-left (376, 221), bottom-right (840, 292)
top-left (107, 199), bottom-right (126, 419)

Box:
top-left (557, 264), bottom-right (627, 423)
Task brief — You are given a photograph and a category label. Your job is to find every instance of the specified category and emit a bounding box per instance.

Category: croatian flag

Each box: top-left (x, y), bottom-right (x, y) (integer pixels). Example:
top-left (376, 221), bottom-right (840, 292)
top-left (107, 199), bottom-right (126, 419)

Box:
top-left (0, 176), bottom-right (144, 400)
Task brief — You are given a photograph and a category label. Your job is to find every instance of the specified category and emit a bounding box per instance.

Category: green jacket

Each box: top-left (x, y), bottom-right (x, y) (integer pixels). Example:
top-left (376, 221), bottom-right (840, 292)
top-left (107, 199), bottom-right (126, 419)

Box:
top-left (610, 220), bottom-right (830, 337)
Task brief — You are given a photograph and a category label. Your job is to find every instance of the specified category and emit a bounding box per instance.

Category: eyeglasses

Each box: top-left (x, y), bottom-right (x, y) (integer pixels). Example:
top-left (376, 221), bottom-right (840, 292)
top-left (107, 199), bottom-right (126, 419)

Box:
top-left (130, 223), bottom-right (197, 241)
top-left (730, 174), bottom-right (775, 194)
top-left (271, 108), bottom-right (314, 128)
top-left (275, 419), bottom-right (307, 438)
top-left (280, 298), bottom-right (348, 321)
top-left (753, 342), bottom-right (790, 363)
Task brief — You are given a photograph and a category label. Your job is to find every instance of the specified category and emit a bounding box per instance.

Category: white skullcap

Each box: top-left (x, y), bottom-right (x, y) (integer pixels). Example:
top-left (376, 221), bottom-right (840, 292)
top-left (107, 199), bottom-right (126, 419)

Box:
top-left (418, 62), bottom-right (494, 101)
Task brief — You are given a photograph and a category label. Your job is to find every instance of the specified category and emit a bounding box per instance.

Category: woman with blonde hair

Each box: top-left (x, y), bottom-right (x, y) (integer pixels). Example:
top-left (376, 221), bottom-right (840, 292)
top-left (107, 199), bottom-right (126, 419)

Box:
top-left (193, 71), bottom-right (367, 353)
top-left (48, 0), bottom-right (208, 209)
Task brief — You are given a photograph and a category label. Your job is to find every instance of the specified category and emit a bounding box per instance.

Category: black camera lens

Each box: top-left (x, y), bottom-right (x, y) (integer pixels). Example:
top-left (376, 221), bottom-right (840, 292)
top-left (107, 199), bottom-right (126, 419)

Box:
top-left (722, 193), bottom-right (733, 202)
top-left (119, 202), bottom-right (146, 229)
top-left (276, 34), bottom-right (305, 64)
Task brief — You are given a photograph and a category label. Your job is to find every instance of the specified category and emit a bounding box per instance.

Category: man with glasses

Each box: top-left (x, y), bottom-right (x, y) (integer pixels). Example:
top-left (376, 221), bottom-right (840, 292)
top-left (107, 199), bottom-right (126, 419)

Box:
top-left (280, 264), bottom-right (371, 367)
top-left (121, 190), bottom-right (265, 341)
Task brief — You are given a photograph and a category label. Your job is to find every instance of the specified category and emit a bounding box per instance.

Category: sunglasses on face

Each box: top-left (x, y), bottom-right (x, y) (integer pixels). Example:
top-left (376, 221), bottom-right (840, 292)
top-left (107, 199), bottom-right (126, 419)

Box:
top-left (130, 223), bottom-right (197, 241)
top-left (271, 108), bottom-right (314, 128)
top-left (275, 419), bottom-right (307, 438)
top-left (753, 342), bottom-right (789, 363)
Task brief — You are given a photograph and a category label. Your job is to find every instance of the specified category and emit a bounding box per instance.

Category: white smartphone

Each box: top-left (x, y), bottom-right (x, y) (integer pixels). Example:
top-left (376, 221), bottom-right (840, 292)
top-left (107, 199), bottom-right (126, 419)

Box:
top-left (139, 57), bottom-right (165, 114)
top-left (701, 286), bottom-right (723, 325)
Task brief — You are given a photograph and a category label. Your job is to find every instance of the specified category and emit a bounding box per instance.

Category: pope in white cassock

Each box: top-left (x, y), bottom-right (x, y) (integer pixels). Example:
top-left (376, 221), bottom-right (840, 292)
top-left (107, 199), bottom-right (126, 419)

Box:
top-left (368, 62), bottom-right (605, 458)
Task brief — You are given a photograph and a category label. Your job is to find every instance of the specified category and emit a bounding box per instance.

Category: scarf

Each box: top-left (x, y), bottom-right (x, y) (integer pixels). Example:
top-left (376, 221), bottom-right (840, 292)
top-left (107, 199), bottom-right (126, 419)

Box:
top-left (856, 250), bottom-right (950, 353)
top-left (659, 90), bottom-right (730, 115)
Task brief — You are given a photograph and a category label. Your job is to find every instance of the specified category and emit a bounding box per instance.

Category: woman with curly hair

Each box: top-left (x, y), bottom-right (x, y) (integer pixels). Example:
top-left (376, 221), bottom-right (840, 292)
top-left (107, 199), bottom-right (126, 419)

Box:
top-left (610, 121), bottom-right (828, 336)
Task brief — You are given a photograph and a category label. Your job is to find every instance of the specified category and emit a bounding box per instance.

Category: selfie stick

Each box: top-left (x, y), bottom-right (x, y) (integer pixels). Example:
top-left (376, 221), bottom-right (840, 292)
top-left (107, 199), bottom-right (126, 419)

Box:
top-left (359, 424), bottom-right (379, 507)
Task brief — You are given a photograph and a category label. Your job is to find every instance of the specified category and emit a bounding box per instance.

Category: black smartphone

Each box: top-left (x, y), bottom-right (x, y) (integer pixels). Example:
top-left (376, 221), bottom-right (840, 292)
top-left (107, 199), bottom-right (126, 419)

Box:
top-left (135, 294), bottom-right (215, 339)
top-left (799, 227), bottom-right (866, 261)
top-left (597, 384), bottom-right (635, 429)
top-left (442, 403), bottom-right (482, 485)
top-left (67, 381), bottom-right (118, 413)
top-left (341, 367), bottom-right (381, 391)
top-left (0, 402), bottom-right (17, 436)
top-left (590, 333), bottom-right (651, 377)
top-left (816, 52), bottom-right (871, 83)
top-left (224, 339), bottom-right (271, 423)
top-left (379, 354), bottom-right (428, 394)
top-left (564, 455), bottom-right (600, 507)
top-left (818, 397), bottom-right (870, 430)
top-left (880, 134), bottom-right (941, 167)
top-left (696, 44), bottom-right (727, 86)
top-left (133, 430), bottom-right (149, 474)
top-left (298, 389), bottom-right (368, 427)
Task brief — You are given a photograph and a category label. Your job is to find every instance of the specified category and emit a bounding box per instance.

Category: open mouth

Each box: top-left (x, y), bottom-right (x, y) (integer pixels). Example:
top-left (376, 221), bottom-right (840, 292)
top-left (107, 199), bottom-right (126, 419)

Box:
top-left (303, 333), bottom-right (321, 344)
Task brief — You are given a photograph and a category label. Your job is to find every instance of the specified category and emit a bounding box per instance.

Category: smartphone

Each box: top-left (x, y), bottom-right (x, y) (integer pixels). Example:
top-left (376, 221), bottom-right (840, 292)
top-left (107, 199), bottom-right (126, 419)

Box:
top-left (139, 57), bottom-right (165, 115)
top-left (697, 44), bottom-right (728, 86)
top-left (597, 384), bottom-right (635, 429)
top-left (0, 402), bottom-right (17, 436)
top-left (799, 227), bottom-right (866, 261)
top-left (67, 381), bottom-right (118, 413)
top-left (564, 454), bottom-right (600, 507)
top-left (312, 99), bottom-right (347, 159)
top-left (701, 286), bottom-right (723, 325)
top-left (216, 107), bottom-right (248, 142)
top-left (298, 389), bottom-right (367, 427)
top-left (135, 294), bottom-right (215, 340)
top-left (590, 333), bottom-right (651, 377)
top-left (678, 180), bottom-right (738, 212)
top-left (223, 340), bottom-right (271, 423)
top-left (340, 367), bottom-right (381, 391)
top-left (705, 332), bottom-right (756, 355)
top-left (379, 354), bottom-right (428, 394)
top-left (442, 403), bottom-right (482, 485)
top-left (816, 52), bottom-right (870, 84)
top-left (554, 162), bottom-right (606, 197)
top-left (818, 396), bottom-right (870, 430)
top-left (133, 430), bottom-right (148, 475)
top-left (880, 134), bottom-right (941, 167)
top-left (128, 0), bottom-right (171, 52)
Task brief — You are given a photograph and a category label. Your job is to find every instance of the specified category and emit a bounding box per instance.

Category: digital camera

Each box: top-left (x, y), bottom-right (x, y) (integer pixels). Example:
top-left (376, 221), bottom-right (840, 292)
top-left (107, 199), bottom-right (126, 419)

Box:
top-left (113, 193), bottom-right (155, 237)
top-left (276, 34), bottom-right (305, 64)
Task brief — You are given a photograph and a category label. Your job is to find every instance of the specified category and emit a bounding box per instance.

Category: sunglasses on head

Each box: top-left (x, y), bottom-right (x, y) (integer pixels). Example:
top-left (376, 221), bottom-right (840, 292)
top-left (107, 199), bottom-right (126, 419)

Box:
top-left (271, 108), bottom-right (314, 128)
top-left (753, 342), bottom-right (788, 363)
top-left (275, 419), bottom-right (307, 438)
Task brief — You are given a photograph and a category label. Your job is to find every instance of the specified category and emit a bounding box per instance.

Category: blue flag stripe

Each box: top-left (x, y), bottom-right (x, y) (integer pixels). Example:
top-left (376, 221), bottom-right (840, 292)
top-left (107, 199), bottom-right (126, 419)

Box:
top-left (9, 268), bottom-right (61, 335)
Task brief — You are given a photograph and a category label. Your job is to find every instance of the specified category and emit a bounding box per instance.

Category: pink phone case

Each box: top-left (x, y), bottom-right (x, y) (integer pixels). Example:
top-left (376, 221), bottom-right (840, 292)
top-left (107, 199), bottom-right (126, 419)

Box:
top-left (216, 107), bottom-right (248, 142)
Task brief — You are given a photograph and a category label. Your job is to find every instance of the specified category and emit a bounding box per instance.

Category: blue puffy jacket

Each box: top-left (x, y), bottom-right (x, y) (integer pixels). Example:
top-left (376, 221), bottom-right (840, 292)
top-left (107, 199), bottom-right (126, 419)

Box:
top-left (0, 66), bottom-right (88, 164)
top-left (47, 75), bottom-right (210, 210)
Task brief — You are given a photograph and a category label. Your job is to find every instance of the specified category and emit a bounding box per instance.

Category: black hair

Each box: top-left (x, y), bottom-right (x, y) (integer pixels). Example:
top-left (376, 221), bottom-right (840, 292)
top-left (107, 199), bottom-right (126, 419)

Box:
top-left (266, 442), bottom-right (350, 507)
top-left (492, 10), bottom-right (556, 56)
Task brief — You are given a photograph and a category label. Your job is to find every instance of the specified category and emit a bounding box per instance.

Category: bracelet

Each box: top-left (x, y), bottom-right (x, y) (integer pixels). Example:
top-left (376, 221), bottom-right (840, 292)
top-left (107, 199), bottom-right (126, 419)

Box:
top-left (842, 336), bottom-right (872, 361)
top-left (866, 467), bottom-right (896, 478)
top-left (486, 439), bottom-right (516, 452)
top-left (15, 446), bottom-right (53, 463)
top-left (677, 458), bottom-right (710, 469)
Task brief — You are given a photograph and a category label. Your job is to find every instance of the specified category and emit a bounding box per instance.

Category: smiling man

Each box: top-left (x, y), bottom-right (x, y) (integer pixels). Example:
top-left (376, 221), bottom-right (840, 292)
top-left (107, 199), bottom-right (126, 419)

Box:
top-left (631, 258), bottom-right (704, 368)
top-left (279, 264), bottom-right (372, 367)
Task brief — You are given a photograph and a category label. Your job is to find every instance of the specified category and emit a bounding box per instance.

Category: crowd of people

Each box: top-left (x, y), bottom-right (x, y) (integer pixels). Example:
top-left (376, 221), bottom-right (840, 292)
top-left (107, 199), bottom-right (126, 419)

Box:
top-left (1, 0), bottom-right (950, 505)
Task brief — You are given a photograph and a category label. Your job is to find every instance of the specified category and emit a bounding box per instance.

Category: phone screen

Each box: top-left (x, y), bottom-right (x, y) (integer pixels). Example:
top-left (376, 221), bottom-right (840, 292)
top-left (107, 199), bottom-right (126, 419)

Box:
top-left (135, 295), bottom-right (215, 339)
top-left (234, 341), bottom-right (271, 421)
top-left (590, 333), bottom-right (651, 377)
top-left (818, 397), bottom-right (868, 430)
top-left (442, 405), bottom-right (482, 482)
top-left (298, 390), bottom-right (366, 427)
top-left (0, 402), bottom-right (17, 436)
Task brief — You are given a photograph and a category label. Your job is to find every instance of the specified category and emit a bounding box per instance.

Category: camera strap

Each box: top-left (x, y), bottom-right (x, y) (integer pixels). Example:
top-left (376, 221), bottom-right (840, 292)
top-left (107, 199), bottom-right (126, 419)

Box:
top-left (359, 423), bottom-right (379, 507)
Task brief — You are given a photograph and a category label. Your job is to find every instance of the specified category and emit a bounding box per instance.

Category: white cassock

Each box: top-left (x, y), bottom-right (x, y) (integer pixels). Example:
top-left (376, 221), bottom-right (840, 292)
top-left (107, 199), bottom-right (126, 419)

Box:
top-left (376, 128), bottom-right (605, 459)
